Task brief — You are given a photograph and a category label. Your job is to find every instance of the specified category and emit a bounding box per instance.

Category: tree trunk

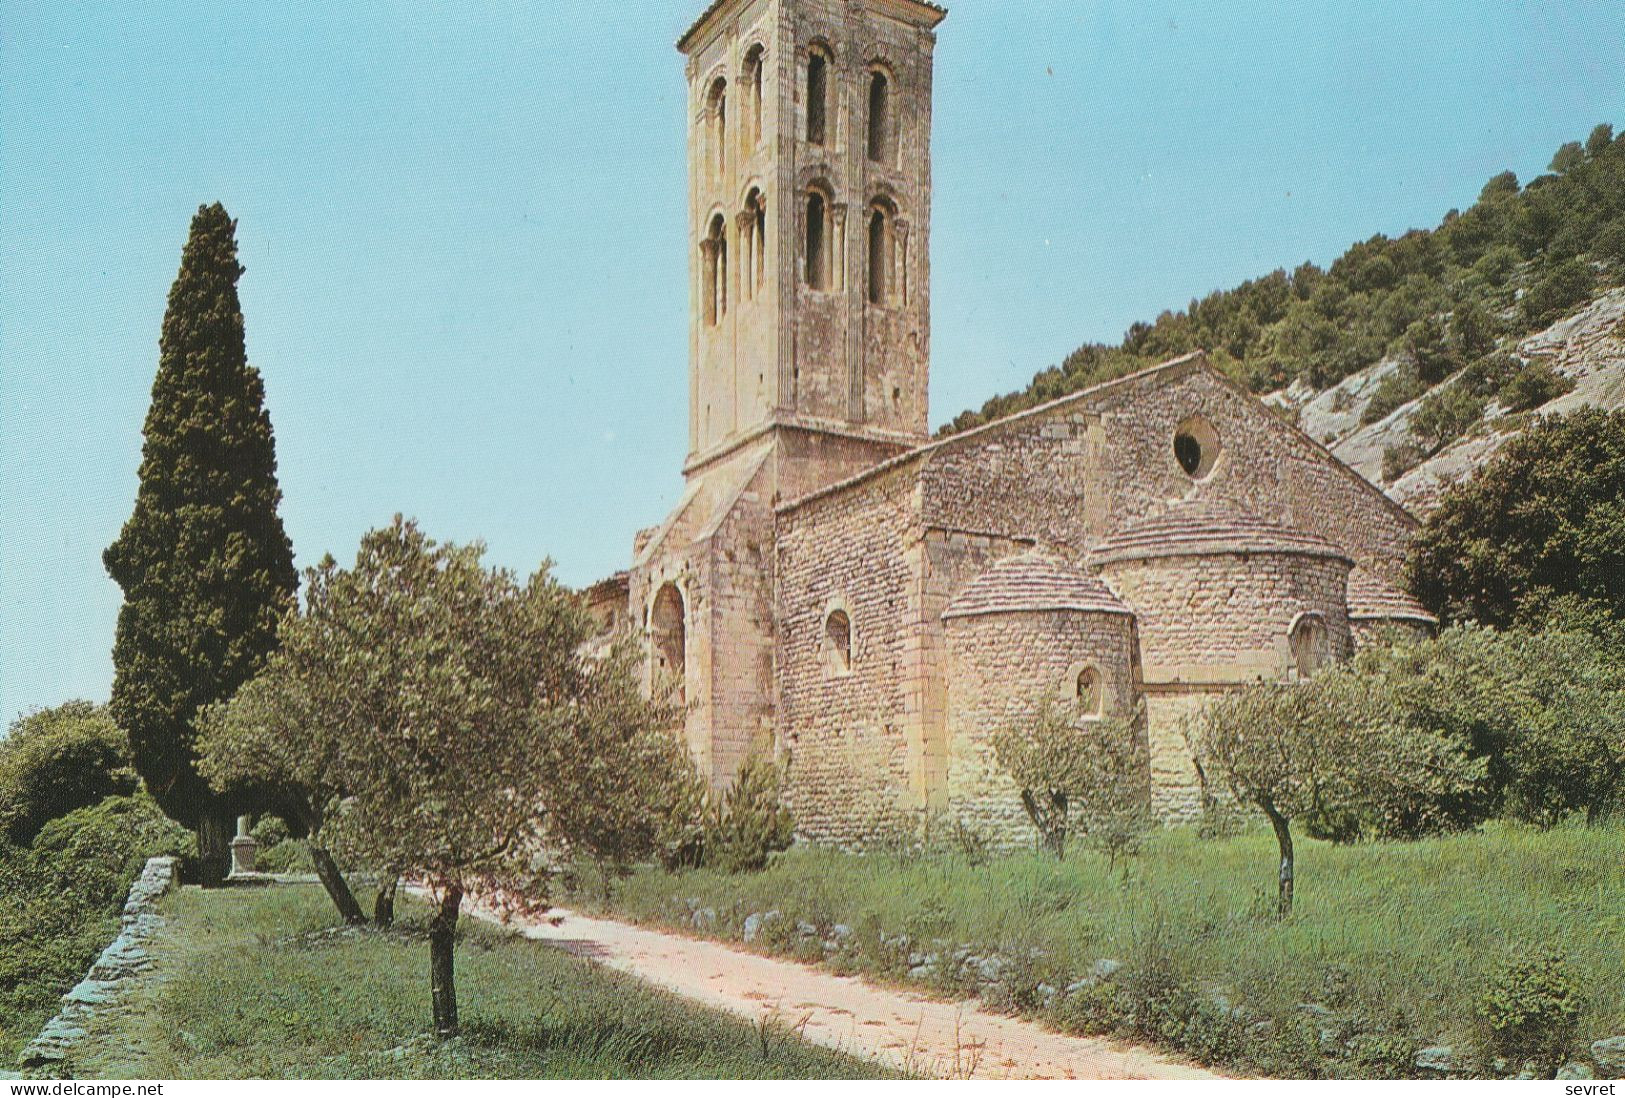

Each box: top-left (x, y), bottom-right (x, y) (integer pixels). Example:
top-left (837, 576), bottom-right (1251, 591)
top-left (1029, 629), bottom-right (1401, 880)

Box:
top-left (308, 841), bottom-right (368, 925)
top-left (430, 886), bottom-right (463, 1037)
top-left (1262, 801), bottom-right (1295, 918)
top-left (374, 874), bottom-right (398, 928)
top-left (194, 811), bottom-right (234, 886)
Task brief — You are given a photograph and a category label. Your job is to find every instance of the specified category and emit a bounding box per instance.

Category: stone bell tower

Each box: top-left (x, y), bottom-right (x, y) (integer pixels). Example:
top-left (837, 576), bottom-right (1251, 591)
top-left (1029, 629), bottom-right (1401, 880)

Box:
top-left (679, 0), bottom-right (945, 495)
top-left (626, 0), bottom-right (946, 792)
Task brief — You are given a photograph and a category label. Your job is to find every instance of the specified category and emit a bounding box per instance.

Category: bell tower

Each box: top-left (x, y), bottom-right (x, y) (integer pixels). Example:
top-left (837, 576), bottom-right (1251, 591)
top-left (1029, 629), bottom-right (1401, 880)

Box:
top-left (679, 0), bottom-right (945, 486)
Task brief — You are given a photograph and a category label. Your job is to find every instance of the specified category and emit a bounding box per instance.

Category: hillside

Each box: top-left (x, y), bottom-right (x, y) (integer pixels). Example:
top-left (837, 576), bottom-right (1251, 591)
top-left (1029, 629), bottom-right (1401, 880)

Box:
top-left (942, 124), bottom-right (1625, 515)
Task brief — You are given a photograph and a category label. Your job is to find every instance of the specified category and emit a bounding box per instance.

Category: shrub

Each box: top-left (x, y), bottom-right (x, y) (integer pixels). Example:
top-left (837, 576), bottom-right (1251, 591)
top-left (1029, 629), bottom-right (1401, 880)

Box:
top-left (1410, 384), bottom-right (1486, 453)
top-left (702, 752), bottom-right (795, 873)
top-left (0, 793), bottom-right (191, 1034)
top-left (1497, 362), bottom-right (1574, 412)
top-left (1477, 950), bottom-right (1584, 1068)
top-left (1360, 366), bottom-right (1425, 425)
top-left (0, 701), bottom-right (137, 843)
top-left (1381, 442), bottom-right (1426, 484)
top-left (1459, 351), bottom-right (1522, 398)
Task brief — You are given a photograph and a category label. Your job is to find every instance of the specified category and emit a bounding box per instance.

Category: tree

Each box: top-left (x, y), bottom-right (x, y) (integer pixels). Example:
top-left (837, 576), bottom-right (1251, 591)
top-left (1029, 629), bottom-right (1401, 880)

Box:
top-left (202, 517), bottom-right (677, 1036)
top-left (103, 203), bottom-right (296, 881)
top-left (1193, 670), bottom-right (1484, 916)
top-left (991, 697), bottom-right (1149, 860)
top-left (1548, 141), bottom-right (1586, 175)
top-left (0, 702), bottom-right (137, 843)
top-left (1585, 123), bottom-right (1615, 159)
top-left (529, 642), bottom-right (701, 884)
top-left (197, 663), bottom-right (369, 925)
top-left (1409, 408), bottom-right (1625, 630)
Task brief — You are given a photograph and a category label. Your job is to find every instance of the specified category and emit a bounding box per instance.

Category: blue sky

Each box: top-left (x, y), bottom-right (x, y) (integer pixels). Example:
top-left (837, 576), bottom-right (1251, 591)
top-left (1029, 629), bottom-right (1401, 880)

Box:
top-left (2, 0), bottom-right (1622, 725)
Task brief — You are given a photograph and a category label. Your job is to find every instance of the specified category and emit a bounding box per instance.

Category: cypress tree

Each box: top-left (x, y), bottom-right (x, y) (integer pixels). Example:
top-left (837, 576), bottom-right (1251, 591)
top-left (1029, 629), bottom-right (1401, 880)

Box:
top-left (104, 203), bottom-right (297, 879)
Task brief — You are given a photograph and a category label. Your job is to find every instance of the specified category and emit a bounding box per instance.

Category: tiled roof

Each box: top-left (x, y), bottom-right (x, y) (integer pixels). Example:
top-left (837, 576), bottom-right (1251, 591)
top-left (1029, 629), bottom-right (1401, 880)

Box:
top-left (678, 0), bottom-right (948, 51)
top-left (1091, 500), bottom-right (1351, 565)
top-left (943, 551), bottom-right (1133, 620)
top-left (1347, 567), bottom-right (1438, 623)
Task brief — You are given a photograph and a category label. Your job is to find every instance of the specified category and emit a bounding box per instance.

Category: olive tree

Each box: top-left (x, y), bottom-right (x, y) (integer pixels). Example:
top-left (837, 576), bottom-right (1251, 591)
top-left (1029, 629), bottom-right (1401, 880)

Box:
top-left (202, 516), bottom-right (701, 1035)
top-left (992, 697), bottom-right (1149, 861)
top-left (1193, 670), bottom-right (1484, 916)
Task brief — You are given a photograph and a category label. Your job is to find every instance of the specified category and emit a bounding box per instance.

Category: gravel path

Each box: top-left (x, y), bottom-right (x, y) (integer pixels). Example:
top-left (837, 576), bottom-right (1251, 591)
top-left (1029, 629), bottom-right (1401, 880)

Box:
top-left (459, 898), bottom-right (1221, 1080)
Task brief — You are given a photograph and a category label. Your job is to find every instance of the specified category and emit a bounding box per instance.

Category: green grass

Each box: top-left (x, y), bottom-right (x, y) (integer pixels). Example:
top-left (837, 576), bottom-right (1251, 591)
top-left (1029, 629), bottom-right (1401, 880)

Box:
top-left (572, 820), bottom-right (1625, 1078)
top-left (73, 883), bottom-right (899, 1080)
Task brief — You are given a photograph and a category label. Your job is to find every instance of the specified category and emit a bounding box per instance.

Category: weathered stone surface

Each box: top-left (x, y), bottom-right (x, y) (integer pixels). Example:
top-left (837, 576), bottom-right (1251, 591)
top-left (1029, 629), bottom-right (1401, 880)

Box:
top-left (19, 856), bottom-right (178, 1075)
top-left (590, 0), bottom-right (1429, 851)
top-left (1557, 1063), bottom-right (1595, 1080)
top-left (1592, 1036), bottom-right (1625, 1076)
top-left (1413, 1045), bottom-right (1456, 1073)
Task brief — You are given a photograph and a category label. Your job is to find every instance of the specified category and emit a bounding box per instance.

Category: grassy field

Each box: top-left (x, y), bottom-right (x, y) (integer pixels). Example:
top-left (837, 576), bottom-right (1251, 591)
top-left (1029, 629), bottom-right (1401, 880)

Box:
top-left (73, 883), bottom-right (900, 1079)
top-left (571, 820), bottom-right (1625, 1078)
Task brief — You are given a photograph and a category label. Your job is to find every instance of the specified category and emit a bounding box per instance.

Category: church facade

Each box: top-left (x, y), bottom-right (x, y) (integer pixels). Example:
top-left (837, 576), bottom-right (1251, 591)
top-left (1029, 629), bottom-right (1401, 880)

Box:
top-left (584, 0), bottom-right (1435, 846)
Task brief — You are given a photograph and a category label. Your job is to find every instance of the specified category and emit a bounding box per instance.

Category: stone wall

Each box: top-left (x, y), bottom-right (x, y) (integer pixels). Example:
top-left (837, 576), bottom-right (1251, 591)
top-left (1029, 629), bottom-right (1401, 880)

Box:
top-left (919, 357), bottom-right (1416, 582)
top-left (775, 460), bottom-right (923, 844)
top-left (18, 856), bottom-right (178, 1077)
top-left (943, 608), bottom-right (1139, 845)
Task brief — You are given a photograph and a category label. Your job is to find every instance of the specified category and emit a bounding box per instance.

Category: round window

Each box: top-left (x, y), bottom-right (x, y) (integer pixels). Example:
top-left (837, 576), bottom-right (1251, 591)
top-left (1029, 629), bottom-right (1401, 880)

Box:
top-left (1173, 415), bottom-right (1221, 479)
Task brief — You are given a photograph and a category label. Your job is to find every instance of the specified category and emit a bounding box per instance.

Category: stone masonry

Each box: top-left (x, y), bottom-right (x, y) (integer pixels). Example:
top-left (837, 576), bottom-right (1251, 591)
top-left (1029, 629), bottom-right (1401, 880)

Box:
top-left (586, 0), bottom-right (1435, 847)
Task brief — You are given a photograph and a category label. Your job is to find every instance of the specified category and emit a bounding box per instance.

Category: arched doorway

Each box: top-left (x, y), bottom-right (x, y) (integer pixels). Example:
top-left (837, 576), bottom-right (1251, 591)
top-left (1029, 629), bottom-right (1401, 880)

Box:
top-left (650, 582), bottom-right (686, 702)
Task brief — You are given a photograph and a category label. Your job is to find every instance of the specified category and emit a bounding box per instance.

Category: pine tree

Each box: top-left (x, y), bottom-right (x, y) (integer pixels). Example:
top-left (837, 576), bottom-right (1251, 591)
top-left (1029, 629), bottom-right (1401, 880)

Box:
top-left (104, 203), bottom-right (296, 879)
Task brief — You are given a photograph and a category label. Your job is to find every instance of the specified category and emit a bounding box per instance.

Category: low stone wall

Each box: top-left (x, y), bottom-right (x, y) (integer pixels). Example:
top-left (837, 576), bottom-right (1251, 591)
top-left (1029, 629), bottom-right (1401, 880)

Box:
top-left (18, 855), bottom-right (179, 1077)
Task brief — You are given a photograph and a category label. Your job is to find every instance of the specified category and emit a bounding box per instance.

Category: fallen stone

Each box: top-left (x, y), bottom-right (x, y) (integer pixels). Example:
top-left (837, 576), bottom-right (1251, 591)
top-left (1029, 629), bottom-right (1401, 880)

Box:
top-left (1414, 1045), bottom-right (1456, 1073)
top-left (908, 963), bottom-right (937, 980)
top-left (795, 921), bottom-right (819, 938)
top-left (1091, 958), bottom-right (1123, 981)
top-left (1592, 1036), bottom-right (1625, 1076)
top-left (742, 912), bottom-right (764, 943)
top-left (1557, 1063), bottom-right (1595, 1081)
top-left (691, 907), bottom-right (717, 931)
top-left (830, 924), bottom-right (853, 941)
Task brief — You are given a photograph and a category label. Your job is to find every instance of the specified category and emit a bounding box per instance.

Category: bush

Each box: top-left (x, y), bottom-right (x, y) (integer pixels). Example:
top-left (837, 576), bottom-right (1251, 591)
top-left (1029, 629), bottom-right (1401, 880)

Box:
top-left (1459, 351), bottom-right (1522, 398)
top-left (1381, 442), bottom-right (1426, 483)
top-left (1497, 362), bottom-right (1574, 412)
top-left (0, 701), bottom-right (137, 843)
top-left (28, 793), bottom-right (194, 906)
top-left (701, 753), bottom-right (795, 873)
top-left (1477, 950), bottom-right (1584, 1068)
top-left (1360, 366), bottom-right (1425, 425)
top-left (0, 793), bottom-right (191, 1045)
top-left (1411, 384), bottom-right (1487, 453)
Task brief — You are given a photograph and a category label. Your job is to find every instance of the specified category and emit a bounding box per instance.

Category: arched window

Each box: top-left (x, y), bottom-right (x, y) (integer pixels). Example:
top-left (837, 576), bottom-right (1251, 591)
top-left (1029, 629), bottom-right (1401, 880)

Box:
top-left (806, 46), bottom-right (831, 145)
top-left (1289, 613), bottom-right (1329, 679)
top-left (651, 583), bottom-right (687, 702)
top-left (707, 77), bottom-right (728, 178)
top-left (867, 199), bottom-right (895, 305)
top-left (824, 609), bottom-right (851, 674)
top-left (867, 70), bottom-right (892, 162)
top-left (703, 214), bottom-right (728, 325)
top-left (1075, 667), bottom-right (1104, 717)
top-left (743, 188), bottom-right (766, 299)
top-left (743, 46), bottom-right (765, 151)
top-left (805, 189), bottom-right (830, 290)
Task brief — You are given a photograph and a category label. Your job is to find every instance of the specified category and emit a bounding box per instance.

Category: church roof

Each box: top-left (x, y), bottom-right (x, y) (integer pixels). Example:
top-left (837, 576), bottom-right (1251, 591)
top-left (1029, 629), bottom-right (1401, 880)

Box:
top-left (1090, 500), bottom-right (1351, 565)
top-left (1347, 567), bottom-right (1438, 623)
top-left (678, 0), bottom-right (947, 52)
top-left (942, 551), bottom-right (1133, 620)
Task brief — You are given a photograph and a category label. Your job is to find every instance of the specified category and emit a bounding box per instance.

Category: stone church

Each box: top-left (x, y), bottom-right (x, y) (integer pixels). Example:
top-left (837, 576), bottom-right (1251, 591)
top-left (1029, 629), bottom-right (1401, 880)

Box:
top-left (583, 0), bottom-right (1435, 845)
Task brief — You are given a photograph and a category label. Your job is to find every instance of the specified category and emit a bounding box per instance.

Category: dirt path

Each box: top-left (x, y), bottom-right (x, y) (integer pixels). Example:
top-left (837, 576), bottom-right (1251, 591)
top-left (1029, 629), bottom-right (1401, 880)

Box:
top-left (457, 899), bottom-right (1220, 1080)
